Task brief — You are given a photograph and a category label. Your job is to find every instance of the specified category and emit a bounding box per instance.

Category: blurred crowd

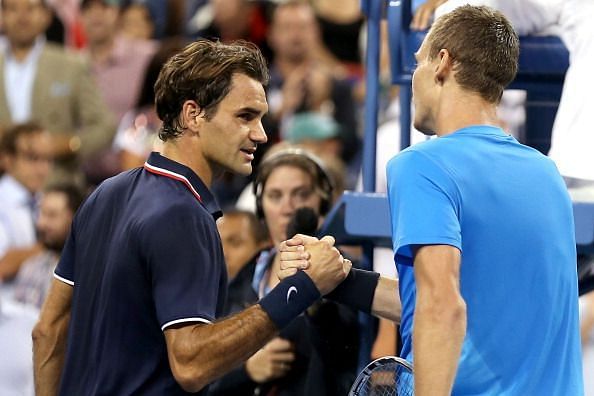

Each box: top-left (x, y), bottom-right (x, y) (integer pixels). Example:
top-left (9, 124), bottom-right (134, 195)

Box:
top-left (0, 0), bottom-right (593, 394)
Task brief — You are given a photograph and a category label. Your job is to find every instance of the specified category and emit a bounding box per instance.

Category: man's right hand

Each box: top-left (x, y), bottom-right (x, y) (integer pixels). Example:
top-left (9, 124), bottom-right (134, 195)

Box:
top-left (278, 234), bottom-right (351, 295)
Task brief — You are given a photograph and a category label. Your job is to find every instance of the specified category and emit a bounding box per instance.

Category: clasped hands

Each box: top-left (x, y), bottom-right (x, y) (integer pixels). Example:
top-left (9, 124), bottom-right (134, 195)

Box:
top-left (278, 234), bottom-right (351, 295)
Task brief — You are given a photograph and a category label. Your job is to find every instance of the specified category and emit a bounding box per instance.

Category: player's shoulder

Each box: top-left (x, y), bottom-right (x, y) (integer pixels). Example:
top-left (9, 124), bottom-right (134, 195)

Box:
top-left (140, 182), bottom-right (210, 228)
top-left (387, 142), bottom-right (436, 173)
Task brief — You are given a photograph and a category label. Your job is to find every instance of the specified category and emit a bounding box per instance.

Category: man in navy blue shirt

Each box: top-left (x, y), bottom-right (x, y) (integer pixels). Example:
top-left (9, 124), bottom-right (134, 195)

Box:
top-left (32, 39), bottom-right (350, 395)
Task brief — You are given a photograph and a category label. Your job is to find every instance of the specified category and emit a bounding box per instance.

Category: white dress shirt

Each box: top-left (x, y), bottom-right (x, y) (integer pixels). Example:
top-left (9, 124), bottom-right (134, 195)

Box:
top-left (3, 37), bottom-right (45, 123)
top-left (0, 174), bottom-right (38, 258)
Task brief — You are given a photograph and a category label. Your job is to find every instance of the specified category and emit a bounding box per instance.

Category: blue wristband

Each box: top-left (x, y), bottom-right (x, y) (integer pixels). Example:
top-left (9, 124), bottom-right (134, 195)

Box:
top-left (325, 268), bottom-right (380, 314)
top-left (258, 271), bottom-right (321, 329)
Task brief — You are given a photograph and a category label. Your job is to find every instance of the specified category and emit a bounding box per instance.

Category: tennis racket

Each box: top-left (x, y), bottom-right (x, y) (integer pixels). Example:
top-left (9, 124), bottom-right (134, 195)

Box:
top-left (348, 356), bottom-right (414, 396)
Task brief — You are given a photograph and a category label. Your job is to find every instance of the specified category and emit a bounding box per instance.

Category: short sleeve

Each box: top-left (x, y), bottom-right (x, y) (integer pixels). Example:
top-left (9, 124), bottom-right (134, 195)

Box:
top-left (142, 204), bottom-right (224, 331)
top-left (54, 227), bottom-right (76, 286)
top-left (386, 150), bottom-right (462, 265)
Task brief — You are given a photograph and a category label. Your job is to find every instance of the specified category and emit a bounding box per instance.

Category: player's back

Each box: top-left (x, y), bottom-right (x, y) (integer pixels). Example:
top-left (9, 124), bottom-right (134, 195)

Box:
top-left (391, 125), bottom-right (583, 395)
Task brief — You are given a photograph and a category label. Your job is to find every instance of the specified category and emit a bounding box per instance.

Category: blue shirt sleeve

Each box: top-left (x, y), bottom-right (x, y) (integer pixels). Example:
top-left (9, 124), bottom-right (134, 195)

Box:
top-left (386, 149), bottom-right (462, 265)
top-left (141, 203), bottom-right (225, 330)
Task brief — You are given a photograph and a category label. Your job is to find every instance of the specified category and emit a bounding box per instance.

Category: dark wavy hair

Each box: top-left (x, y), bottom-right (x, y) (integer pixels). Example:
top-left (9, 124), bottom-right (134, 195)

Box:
top-left (154, 39), bottom-right (269, 141)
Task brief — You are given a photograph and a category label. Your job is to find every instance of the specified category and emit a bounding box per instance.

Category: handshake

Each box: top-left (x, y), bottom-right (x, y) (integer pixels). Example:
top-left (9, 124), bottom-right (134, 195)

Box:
top-left (278, 234), bottom-right (352, 296)
top-left (278, 233), bottom-right (393, 321)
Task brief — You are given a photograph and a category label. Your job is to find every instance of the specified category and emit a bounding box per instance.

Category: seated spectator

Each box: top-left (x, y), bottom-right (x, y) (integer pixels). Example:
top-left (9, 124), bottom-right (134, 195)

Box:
top-left (209, 146), bottom-right (359, 396)
top-left (13, 182), bottom-right (85, 309)
top-left (311, 0), bottom-right (365, 77)
top-left (0, 0), bottom-right (114, 186)
top-left (217, 209), bottom-right (269, 282)
top-left (135, 0), bottom-right (186, 39)
top-left (80, 0), bottom-right (157, 183)
top-left (81, 0), bottom-right (156, 122)
top-left (282, 112), bottom-right (342, 160)
top-left (0, 123), bottom-right (52, 287)
top-left (113, 39), bottom-right (184, 170)
top-left (119, 2), bottom-right (156, 41)
top-left (264, 0), bottom-right (360, 167)
top-left (190, 0), bottom-right (272, 61)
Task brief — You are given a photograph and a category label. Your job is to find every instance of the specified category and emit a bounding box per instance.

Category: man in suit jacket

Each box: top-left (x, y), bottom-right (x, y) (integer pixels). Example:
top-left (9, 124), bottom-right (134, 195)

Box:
top-left (0, 0), bottom-right (114, 185)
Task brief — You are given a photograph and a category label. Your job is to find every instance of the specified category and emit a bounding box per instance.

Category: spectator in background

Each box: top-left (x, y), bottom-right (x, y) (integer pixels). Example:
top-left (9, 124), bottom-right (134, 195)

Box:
top-left (190, 0), bottom-right (272, 61)
top-left (311, 0), bottom-right (364, 77)
top-left (0, 0), bottom-right (114, 186)
top-left (119, 2), bottom-right (156, 41)
top-left (80, 0), bottom-right (156, 183)
top-left (209, 146), bottom-right (359, 396)
top-left (265, 0), bottom-right (359, 176)
top-left (113, 39), bottom-right (184, 170)
top-left (0, 123), bottom-right (52, 289)
top-left (217, 209), bottom-right (269, 283)
top-left (283, 112), bottom-right (341, 159)
top-left (81, 0), bottom-right (156, 123)
top-left (131, 0), bottom-right (185, 39)
top-left (13, 182), bottom-right (85, 309)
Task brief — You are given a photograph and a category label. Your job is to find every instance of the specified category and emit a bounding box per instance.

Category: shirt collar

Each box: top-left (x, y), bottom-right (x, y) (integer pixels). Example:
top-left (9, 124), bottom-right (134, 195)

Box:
top-left (448, 125), bottom-right (509, 138)
top-left (4, 36), bottom-right (45, 64)
top-left (252, 249), bottom-right (276, 298)
top-left (144, 152), bottom-right (222, 219)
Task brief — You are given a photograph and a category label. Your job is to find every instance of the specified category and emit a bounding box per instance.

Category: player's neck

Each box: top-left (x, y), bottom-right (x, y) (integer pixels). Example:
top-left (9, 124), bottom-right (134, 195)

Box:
top-left (161, 138), bottom-right (214, 187)
top-left (434, 91), bottom-right (500, 137)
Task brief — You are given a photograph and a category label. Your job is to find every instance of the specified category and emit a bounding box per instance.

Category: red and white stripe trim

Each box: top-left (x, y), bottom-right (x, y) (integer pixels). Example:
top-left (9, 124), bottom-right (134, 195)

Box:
top-left (143, 162), bottom-right (202, 203)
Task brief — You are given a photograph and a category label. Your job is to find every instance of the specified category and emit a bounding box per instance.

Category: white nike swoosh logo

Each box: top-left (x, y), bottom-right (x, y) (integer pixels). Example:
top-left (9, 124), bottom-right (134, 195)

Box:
top-left (286, 286), bottom-right (298, 303)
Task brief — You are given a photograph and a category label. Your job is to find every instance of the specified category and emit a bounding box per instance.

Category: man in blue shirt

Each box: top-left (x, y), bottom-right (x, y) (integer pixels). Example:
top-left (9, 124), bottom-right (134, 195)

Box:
top-left (279, 5), bottom-right (583, 395)
top-left (387, 6), bottom-right (581, 393)
top-left (32, 40), bottom-right (351, 396)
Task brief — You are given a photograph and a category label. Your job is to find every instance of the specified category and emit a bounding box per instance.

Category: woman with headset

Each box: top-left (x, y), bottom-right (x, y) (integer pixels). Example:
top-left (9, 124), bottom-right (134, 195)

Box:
top-left (208, 146), bottom-right (359, 396)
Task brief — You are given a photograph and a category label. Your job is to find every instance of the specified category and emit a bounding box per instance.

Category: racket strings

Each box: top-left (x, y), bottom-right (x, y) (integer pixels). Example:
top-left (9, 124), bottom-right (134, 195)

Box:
top-left (356, 362), bottom-right (414, 396)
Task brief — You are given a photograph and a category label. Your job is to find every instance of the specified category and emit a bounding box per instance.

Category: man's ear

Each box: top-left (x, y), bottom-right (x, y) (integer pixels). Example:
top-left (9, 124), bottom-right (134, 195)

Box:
top-left (181, 100), bottom-right (203, 135)
top-left (435, 48), bottom-right (453, 84)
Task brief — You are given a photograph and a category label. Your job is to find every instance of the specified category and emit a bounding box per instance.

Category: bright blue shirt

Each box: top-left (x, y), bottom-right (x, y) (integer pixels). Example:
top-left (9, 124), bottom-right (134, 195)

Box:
top-left (54, 152), bottom-right (226, 395)
top-left (387, 126), bottom-right (583, 395)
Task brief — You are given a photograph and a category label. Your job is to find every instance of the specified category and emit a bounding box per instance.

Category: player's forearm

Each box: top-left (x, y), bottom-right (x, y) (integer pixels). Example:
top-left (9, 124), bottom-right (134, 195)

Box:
top-left (167, 270), bottom-right (323, 392)
top-left (371, 276), bottom-right (401, 323)
top-left (32, 312), bottom-right (71, 396)
top-left (167, 305), bottom-right (278, 392)
top-left (413, 295), bottom-right (466, 396)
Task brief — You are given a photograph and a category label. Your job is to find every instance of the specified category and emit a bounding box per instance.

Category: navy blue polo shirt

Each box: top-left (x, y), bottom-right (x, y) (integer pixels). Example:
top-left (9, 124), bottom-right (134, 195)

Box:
top-left (54, 152), bottom-right (227, 395)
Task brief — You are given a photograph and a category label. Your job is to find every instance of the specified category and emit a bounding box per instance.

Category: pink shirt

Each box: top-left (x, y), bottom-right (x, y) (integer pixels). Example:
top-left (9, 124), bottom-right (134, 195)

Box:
top-left (88, 36), bottom-right (156, 123)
